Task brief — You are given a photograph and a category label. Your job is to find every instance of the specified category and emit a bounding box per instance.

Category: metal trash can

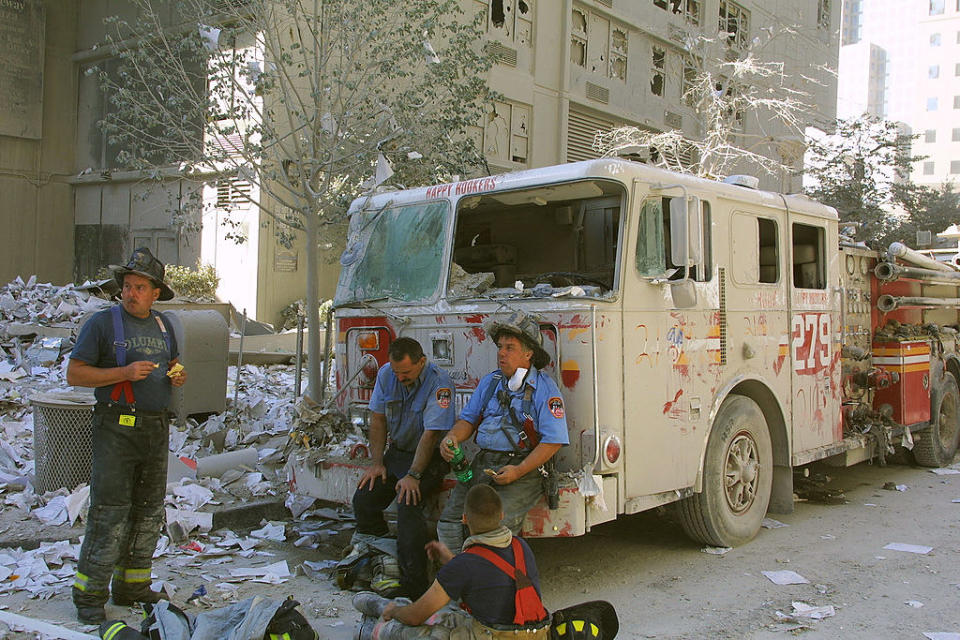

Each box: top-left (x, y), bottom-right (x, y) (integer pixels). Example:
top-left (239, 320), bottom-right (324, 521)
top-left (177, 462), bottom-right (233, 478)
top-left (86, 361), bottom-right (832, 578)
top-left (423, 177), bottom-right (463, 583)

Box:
top-left (31, 390), bottom-right (96, 493)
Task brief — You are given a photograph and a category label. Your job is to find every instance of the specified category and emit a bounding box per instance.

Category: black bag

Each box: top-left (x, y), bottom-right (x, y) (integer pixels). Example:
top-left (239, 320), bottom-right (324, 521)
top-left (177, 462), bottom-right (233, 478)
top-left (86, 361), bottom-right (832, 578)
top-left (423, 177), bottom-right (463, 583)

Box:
top-left (263, 598), bottom-right (319, 640)
top-left (550, 600), bottom-right (618, 640)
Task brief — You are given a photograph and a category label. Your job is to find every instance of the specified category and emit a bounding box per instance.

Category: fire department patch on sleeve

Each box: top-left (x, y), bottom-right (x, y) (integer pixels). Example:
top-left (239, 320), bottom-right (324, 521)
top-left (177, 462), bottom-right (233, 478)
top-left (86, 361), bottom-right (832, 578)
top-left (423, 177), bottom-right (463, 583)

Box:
top-left (436, 388), bottom-right (452, 409)
top-left (548, 397), bottom-right (565, 419)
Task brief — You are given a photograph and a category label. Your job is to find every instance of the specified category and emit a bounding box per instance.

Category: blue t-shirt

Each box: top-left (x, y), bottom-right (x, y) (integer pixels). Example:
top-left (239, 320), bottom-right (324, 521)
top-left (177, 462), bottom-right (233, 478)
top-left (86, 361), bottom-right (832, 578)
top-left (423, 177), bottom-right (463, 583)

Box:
top-left (459, 369), bottom-right (569, 452)
top-left (70, 306), bottom-right (179, 412)
top-left (437, 538), bottom-right (542, 627)
top-left (368, 361), bottom-right (455, 452)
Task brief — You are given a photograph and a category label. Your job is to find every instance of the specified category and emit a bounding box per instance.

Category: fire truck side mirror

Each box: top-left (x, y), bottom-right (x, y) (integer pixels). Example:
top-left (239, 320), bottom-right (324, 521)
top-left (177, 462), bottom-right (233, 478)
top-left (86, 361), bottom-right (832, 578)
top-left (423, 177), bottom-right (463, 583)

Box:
top-left (670, 279), bottom-right (698, 308)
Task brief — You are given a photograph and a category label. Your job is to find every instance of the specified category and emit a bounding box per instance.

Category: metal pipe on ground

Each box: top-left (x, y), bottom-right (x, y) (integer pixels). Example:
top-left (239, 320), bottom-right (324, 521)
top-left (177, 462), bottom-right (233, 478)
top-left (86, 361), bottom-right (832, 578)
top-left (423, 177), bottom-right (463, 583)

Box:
top-left (877, 294), bottom-right (960, 313)
top-left (875, 261), bottom-right (960, 285)
top-left (887, 242), bottom-right (954, 272)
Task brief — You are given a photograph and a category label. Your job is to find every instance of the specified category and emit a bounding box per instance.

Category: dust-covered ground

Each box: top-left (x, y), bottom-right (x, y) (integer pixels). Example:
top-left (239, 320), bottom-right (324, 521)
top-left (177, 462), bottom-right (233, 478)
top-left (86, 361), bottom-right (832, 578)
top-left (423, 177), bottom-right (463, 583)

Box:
top-left (1, 457), bottom-right (958, 640)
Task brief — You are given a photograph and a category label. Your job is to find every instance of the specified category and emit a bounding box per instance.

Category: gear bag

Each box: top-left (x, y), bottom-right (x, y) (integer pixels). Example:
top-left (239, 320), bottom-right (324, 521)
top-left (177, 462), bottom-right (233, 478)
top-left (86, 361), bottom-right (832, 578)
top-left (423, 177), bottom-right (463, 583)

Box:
top-left (464, 538), bottom-right (548, 626)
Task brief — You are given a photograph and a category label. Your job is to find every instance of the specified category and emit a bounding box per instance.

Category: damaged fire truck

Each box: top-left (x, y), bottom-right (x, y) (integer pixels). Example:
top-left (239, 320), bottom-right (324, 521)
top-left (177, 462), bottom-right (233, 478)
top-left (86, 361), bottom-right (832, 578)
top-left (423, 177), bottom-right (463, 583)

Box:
top-left (312, 159), bottom-right (960, 548)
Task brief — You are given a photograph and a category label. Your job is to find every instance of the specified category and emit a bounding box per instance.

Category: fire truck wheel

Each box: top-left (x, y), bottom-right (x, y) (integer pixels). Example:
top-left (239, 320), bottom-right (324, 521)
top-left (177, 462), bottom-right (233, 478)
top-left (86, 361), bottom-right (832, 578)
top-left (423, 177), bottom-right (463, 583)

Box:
top-left (913, 372), bottom-right (960, 467)
top-left (676, 395), bottom-right (772, 547)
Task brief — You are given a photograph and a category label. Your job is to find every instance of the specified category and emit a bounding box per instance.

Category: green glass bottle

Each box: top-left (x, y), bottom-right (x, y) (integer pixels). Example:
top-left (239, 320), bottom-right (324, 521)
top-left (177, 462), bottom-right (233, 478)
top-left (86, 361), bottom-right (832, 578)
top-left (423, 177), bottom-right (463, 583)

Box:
top-left (446, 438), bottom-right (473, 483)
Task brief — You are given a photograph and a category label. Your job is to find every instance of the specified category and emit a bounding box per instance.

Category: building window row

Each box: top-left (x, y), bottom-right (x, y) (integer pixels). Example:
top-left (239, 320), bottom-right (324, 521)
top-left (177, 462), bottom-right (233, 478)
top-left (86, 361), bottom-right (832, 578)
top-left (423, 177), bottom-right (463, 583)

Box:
top-left (922, 160), bottom-right (960, 174)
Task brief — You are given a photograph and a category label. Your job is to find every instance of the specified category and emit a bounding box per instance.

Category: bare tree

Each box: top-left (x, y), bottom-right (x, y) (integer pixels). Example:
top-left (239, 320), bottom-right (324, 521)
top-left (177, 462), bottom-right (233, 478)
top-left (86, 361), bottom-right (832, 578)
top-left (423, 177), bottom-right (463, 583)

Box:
top-left (96, 0), bottom-right (496, 399)
top-left (596, 26), bottom-right (827, 182)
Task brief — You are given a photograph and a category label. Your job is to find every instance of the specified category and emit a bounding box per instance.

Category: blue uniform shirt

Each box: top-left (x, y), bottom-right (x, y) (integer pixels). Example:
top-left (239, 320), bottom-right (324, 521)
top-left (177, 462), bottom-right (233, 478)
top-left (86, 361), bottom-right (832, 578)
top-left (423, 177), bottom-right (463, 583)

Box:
top-left (368, 361), bottom-right (455, 452)
top-left (70, 306), bottom-right (179, 413)
top-left (459, 368), bottom-right (569, 452)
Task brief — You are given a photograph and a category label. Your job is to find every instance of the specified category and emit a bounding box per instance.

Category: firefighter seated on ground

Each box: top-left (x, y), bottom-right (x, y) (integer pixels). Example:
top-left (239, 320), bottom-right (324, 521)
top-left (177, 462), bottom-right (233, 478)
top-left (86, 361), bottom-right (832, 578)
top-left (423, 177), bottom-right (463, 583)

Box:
top-left (353, 484), bottom-right (552, 639)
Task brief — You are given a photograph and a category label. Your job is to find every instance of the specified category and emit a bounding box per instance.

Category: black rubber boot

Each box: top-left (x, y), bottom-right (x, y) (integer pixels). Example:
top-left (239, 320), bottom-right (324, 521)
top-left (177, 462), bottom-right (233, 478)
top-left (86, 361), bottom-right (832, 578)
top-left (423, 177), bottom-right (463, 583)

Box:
top-left (77, 605), bottom-right (106, 625)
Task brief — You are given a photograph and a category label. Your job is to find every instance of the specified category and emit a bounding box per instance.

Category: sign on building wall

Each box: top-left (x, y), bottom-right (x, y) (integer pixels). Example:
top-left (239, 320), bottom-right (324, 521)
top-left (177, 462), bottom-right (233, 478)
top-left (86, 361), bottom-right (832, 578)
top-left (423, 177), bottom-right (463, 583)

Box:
top-left (0, 0), bottom-right (45, 139)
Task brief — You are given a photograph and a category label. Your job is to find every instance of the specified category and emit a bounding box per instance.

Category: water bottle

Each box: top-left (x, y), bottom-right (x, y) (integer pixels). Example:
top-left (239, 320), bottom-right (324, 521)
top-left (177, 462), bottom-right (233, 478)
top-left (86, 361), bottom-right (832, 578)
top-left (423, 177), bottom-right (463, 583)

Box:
top-left (447, 438), bottom-right (473, 483)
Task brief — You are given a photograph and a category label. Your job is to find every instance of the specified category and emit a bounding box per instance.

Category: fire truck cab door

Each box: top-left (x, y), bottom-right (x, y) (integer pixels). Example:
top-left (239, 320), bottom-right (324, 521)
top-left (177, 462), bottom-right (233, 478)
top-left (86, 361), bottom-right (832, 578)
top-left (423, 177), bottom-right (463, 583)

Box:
top-left (788, 217), bottom-right (842, 452)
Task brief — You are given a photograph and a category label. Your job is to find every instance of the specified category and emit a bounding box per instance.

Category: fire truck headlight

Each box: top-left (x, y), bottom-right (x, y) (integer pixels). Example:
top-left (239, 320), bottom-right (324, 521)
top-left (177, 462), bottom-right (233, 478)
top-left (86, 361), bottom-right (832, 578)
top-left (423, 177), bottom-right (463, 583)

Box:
top-left (603, 435), bottom-right (622, 466)
top-left (357, 331), bottom-right (380, 350)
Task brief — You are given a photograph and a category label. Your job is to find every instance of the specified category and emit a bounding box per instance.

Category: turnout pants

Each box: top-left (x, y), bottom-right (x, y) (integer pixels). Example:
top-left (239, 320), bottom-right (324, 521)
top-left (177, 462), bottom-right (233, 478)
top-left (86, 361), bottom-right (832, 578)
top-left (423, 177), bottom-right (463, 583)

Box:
top-left (437, 450), bottom-right (543, 553)
top-left (352, 447), bottom-right (447, 598)
top-left (73, 411), bottom-right (169, 607)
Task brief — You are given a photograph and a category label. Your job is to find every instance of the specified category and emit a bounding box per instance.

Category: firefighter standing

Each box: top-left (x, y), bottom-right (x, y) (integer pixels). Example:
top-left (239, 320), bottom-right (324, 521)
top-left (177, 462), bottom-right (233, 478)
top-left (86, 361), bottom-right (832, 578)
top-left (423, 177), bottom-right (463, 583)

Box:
top-left (67, 247), bottom-right (186, 625)
top-left (351, 337), bottom-right (454, 598)
top-left (437, 312), bottom-right (569, 553)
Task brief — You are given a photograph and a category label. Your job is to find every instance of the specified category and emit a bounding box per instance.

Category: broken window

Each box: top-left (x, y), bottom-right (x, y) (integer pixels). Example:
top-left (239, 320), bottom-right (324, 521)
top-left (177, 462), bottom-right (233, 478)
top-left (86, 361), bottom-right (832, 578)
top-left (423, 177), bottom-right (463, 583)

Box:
top-left (792, 223), bottom-right (825, 290)
top-left (719, 0), bottom-right (750, 50)
top-left (479, 101), bottom-right (530, 166)
top-left (651, 47), bottom-right (665, 96)
top-left (571, 9), bottom-right (587, 67)
top-left (453, 180), bottom-right (624, 293)
top-left (682, 59), bottom-right (699, 106)
top-left (611, 29), bottom-right (628, 81)
top-left (635, 197), bottom-right (712, 281)
top-left (477, 0), bottom-right (533, 46)
top-left (817, 0), bottom-right (831, 29)
top-left (655, 0), bottom-right (700, 24)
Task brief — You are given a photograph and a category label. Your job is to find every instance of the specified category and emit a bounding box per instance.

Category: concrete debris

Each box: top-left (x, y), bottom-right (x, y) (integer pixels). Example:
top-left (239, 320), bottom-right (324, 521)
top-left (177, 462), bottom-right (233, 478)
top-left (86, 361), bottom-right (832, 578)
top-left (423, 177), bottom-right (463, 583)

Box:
top-left (882, 482), bottom-right (908, 491)
top-left (448, 263), bottom-right (495, 298)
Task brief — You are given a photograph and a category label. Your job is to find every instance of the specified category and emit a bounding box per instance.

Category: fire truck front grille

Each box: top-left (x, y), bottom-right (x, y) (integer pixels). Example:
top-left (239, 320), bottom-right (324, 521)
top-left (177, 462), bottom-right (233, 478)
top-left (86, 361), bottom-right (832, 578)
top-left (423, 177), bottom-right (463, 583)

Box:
top-left (719, 267), bottom-right (728, 366)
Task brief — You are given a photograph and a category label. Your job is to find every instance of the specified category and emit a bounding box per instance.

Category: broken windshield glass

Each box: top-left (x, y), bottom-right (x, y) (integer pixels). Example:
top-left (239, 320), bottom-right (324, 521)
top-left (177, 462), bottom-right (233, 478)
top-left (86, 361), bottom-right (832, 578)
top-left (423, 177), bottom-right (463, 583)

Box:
top-left (335, 202), bottom-right (449, 305)
top-left (451, 180), bottom-right (624, 297)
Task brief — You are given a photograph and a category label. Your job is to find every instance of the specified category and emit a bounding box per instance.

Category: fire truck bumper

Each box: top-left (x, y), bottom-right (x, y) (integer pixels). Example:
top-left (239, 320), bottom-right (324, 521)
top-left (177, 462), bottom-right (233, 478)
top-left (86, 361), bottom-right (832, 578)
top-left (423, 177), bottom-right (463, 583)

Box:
top-left (286, 454), bottom-right (618, 539)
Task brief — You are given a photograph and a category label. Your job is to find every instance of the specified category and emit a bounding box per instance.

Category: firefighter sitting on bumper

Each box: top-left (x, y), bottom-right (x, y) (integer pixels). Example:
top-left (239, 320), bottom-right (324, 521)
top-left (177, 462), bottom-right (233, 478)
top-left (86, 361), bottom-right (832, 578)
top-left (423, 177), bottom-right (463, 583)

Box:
top-left (354, 484), bottom-right (551, 639)
top-left (67, 247), bottom-right (187, 625)
top-left (352, 337), bottom-right (454, 598)
top-left (437, 312), bottom-right (569, 552)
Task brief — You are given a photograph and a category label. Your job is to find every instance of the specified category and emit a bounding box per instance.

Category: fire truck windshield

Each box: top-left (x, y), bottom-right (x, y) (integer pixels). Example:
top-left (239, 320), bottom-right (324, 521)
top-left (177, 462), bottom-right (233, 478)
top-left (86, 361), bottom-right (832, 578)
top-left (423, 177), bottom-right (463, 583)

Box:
top-left (335, 201), bottom-right (450, 305)
top-left (451, 179), bottom-right (625, 297)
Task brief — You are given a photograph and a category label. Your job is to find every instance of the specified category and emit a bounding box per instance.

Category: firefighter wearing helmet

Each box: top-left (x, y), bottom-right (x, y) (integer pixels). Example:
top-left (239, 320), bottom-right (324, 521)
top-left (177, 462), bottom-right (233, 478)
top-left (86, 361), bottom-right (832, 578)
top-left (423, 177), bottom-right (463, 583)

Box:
top-left (437, 311), bottom-right (570, 553)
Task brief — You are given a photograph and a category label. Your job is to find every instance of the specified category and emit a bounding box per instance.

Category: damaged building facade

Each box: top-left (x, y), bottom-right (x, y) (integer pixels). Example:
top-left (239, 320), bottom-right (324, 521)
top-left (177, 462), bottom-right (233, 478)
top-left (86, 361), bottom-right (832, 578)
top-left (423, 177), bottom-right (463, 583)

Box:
top-left (0, 0), bottom-right (839, 324)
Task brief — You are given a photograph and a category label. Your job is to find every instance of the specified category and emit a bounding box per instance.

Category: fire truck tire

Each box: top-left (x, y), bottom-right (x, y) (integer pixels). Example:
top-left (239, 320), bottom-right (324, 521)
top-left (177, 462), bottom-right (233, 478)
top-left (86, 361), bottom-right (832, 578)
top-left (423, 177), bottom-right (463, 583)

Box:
top-left (913, 372), bottom-right (960, 467)
top-left (676, 395), bottom-right (772, 547)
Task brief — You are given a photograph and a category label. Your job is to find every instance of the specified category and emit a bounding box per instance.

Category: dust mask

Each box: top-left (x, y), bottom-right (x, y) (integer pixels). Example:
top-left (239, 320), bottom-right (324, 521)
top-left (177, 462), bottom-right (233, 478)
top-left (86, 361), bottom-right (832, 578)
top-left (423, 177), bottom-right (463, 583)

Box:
top-left (508, 367), bottom-right (528, 391)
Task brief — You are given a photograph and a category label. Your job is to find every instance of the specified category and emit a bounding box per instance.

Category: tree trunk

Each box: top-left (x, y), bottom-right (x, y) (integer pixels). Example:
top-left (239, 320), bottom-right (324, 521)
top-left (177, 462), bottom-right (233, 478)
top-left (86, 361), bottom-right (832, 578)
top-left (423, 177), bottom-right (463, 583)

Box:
top-left (305, 210), bottom-right (323, 401)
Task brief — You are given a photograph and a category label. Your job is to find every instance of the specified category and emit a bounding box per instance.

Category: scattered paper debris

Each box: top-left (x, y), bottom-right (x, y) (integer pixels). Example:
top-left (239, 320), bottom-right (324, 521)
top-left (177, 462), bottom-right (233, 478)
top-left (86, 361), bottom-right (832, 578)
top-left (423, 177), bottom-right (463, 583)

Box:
top-left (883, 542), bottom-right (933, 555)
top-left (775, 601), bottom-right (835, 621)
top-left (929, 468), bottom-right (960, 475)
top-left (250, 522), bottom-right (286, 542)
top-left (762, 570), bottom-right (810, 585)
top-left (923, 634), bottom-right (960, 640)
top-left (761, 518), bottom-right (789, 529)
top-left (701, 546), bottom-right (732, 555)
top-left (906, 600), bottom-right (924, 608)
